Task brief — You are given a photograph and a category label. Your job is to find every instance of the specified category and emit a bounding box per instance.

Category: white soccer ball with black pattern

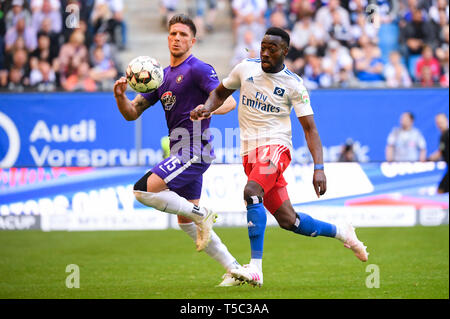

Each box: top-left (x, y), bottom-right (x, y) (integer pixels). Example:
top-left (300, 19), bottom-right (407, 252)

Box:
top-left (126, 56), bottom-right (164, 93)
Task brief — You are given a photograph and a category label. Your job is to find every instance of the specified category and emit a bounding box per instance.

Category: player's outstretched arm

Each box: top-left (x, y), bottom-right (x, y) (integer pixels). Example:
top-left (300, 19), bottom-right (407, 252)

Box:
top-left (212, 95), bottom-right (237, 115)
top-left (190, 83), bottom-right (235, 120)
top-left (113, 76), bottom-right (151, 121)
top-left (299, 115), bottom-right (327, 197)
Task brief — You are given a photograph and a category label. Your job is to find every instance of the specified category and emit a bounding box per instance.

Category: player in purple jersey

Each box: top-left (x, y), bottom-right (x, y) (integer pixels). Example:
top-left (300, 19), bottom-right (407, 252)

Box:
top-left (113, 14), bottom-right (243, 286)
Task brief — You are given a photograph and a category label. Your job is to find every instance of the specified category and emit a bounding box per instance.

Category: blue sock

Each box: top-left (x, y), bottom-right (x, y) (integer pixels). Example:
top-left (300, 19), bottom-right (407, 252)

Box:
top-left (292, 212), bottom-right (336, 238)
top-left (247, 202), bottom-right (267, 259)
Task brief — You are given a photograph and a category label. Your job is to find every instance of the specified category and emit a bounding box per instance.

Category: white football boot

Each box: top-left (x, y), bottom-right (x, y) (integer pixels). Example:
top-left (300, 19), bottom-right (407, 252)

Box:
top-left (195, 208), bottom-right (218, 252)
top-left (342, 223), bottom-right (369, 262)
top-left (217, 272), bottom-right (243, 287)
top-left (230, 264), bottom-right (263, 287)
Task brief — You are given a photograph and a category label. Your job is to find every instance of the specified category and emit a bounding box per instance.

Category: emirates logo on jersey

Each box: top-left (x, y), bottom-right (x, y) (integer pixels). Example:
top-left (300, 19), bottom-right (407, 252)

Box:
top-left (161, 91), bottom-right (176, 111)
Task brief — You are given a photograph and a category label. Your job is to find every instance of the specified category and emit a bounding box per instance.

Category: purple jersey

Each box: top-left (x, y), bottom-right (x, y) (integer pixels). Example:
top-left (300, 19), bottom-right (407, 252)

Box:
top-left (141, 55), bottom-right (219, 163)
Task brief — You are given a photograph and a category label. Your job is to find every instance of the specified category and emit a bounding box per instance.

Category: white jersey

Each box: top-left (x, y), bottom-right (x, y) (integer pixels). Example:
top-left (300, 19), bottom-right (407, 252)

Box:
top-left (223, 58), bottom-right (314, 156)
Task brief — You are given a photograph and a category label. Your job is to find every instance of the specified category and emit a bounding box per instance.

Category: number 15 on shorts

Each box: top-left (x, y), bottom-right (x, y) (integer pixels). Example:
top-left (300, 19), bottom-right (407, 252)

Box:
top-left (159, 156), bottom-right (181, 173)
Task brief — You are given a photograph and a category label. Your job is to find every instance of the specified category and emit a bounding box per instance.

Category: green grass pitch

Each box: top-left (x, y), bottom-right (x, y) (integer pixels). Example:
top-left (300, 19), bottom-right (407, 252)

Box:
top-left (0, 226), bottom-right (448, 299)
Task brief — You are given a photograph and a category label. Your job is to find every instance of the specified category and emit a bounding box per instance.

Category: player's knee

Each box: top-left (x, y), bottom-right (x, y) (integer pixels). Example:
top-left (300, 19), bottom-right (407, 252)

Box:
top-left (133, 190), bottom-right (147, 205)
top-left (134, 172), bottom-right (152, 192)
top-left (243, 182), bottom-right (264, 205)
top-left (278, 218), bottom-right (292, 231)
top-left (273, 202), bottom-right (297, 230)
top-left (133, 190), bottom-right (164, 212)
top-left (275, 213), bottom-right (296, 231)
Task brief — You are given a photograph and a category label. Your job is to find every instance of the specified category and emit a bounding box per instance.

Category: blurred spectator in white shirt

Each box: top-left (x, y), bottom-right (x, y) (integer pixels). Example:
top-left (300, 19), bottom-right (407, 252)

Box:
top-left (348, 0), bottom-right (367, 24)
top-left (376, 0), bottom-right (400, 24)
top-left (386, 112), bottom-right (427, 162)
top-left (351, 13), bottom-right (378, 46)
top-left (288, 11), bottom-right (327, 64)
top-left (31, 0), bottom-right (62, 33)
top-left (90, 31), bottom-right (116, 65)
top-left (290, 12), bottom-right (320, 52)
top-left (328, 7), bottom-right (353, 47)
top-left (5, 17), bottom-right (37, 53)
top-left (5, 0), bottom-right (31, 30)
top-left (89, 46), bottom-right (117, 90)
top-left (95, 0), bottom-right (124, 20)
top-left (30, 0), bottom-right (61, 13)
top-left (231, 28), bottom-right (260, 67)
top-left (384, 51), bottom-right (413, 87)
top-left (315, 0), bottom-right (350, 32)
top-left (29, 59), bottom-right (56, 91)
top-left (232, 0), bottom-right (267, 45)
top-left (303, 49), bottom-right (332, 89)
top-left (322, 40), bottom-right (353, 85)
top-left (428, 0), bottom-right (449, 25)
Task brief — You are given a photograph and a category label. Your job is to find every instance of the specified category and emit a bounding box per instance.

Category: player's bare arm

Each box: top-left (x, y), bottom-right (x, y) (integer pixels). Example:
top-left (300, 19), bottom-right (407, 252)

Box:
top-left (428, 149), bottom-right (442, 161)
top-left (190, 83), bottom-right (236, 120)
top-left (212, 95), bottom-right (237, 115)
top-left (419, 148), bottom-right (427, 162)
top-left (299, 115), bottom-right (327, 197)
top-left (114, 76), bottom-right (151, 121)
top-left (385, 144), bottom-right (394, 162)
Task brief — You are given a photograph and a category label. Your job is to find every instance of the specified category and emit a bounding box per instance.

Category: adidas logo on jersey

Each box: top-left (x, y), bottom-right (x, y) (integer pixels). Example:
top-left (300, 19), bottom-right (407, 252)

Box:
top-left (246, 76), bottom-right (254, 83)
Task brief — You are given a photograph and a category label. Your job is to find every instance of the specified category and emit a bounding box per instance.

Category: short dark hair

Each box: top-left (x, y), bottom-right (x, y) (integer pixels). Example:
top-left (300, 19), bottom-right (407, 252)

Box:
top-left (168, 14), bottom-right (197, 37)
top-left (265, 27), bottom-right (290, 47)
top-left (405, 111), bottom-right (415, 121)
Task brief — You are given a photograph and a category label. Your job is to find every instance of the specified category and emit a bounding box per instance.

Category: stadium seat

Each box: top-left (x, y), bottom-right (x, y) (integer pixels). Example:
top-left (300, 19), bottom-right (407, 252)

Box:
top-left (408, 54), bottom-right (421, 82)
top-left (378, 23), bottom-right (400, 62)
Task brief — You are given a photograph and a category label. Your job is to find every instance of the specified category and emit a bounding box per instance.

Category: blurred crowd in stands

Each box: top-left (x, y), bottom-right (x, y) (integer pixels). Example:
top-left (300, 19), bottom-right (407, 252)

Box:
top-left (1, 0), bottom-right (448, 91)
top-left (0, 0), bottom-right (126, 92)
top-left (228, 0), bottom-right (449, 89)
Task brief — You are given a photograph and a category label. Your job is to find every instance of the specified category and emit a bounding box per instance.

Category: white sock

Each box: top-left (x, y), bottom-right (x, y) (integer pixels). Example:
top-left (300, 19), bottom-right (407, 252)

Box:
top-left (178, 222), bottom-right (238, 271)
top-left (134, 190), bottom-right (206, 223)
top-left (335, 224), bottom-right (347, 242)
top-left (250, 258), bottom-right (262, 272)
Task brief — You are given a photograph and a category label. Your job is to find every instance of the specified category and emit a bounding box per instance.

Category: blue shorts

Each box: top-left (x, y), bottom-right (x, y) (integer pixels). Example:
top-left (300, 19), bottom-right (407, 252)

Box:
top-left (151, 155), bottom-right (210, 200)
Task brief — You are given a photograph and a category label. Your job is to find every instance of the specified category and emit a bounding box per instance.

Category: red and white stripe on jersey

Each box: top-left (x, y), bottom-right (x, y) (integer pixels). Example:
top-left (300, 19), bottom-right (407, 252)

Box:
top-left (269, 145), bottom-right (289, 168)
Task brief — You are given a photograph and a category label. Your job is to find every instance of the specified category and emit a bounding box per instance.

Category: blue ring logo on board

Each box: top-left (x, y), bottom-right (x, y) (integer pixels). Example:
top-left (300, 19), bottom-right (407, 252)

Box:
top-left (0, 112), bottom-right (20, 168)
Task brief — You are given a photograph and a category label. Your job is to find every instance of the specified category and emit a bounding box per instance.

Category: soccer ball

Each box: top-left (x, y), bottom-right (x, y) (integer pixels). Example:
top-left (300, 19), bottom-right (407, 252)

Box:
top-left (126, 56), bottom-right (164, 93)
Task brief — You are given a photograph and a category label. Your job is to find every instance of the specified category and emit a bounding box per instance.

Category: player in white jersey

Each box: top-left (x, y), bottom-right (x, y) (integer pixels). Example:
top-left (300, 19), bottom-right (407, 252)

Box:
top-left (191, 27), bottom-right (368, 287)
